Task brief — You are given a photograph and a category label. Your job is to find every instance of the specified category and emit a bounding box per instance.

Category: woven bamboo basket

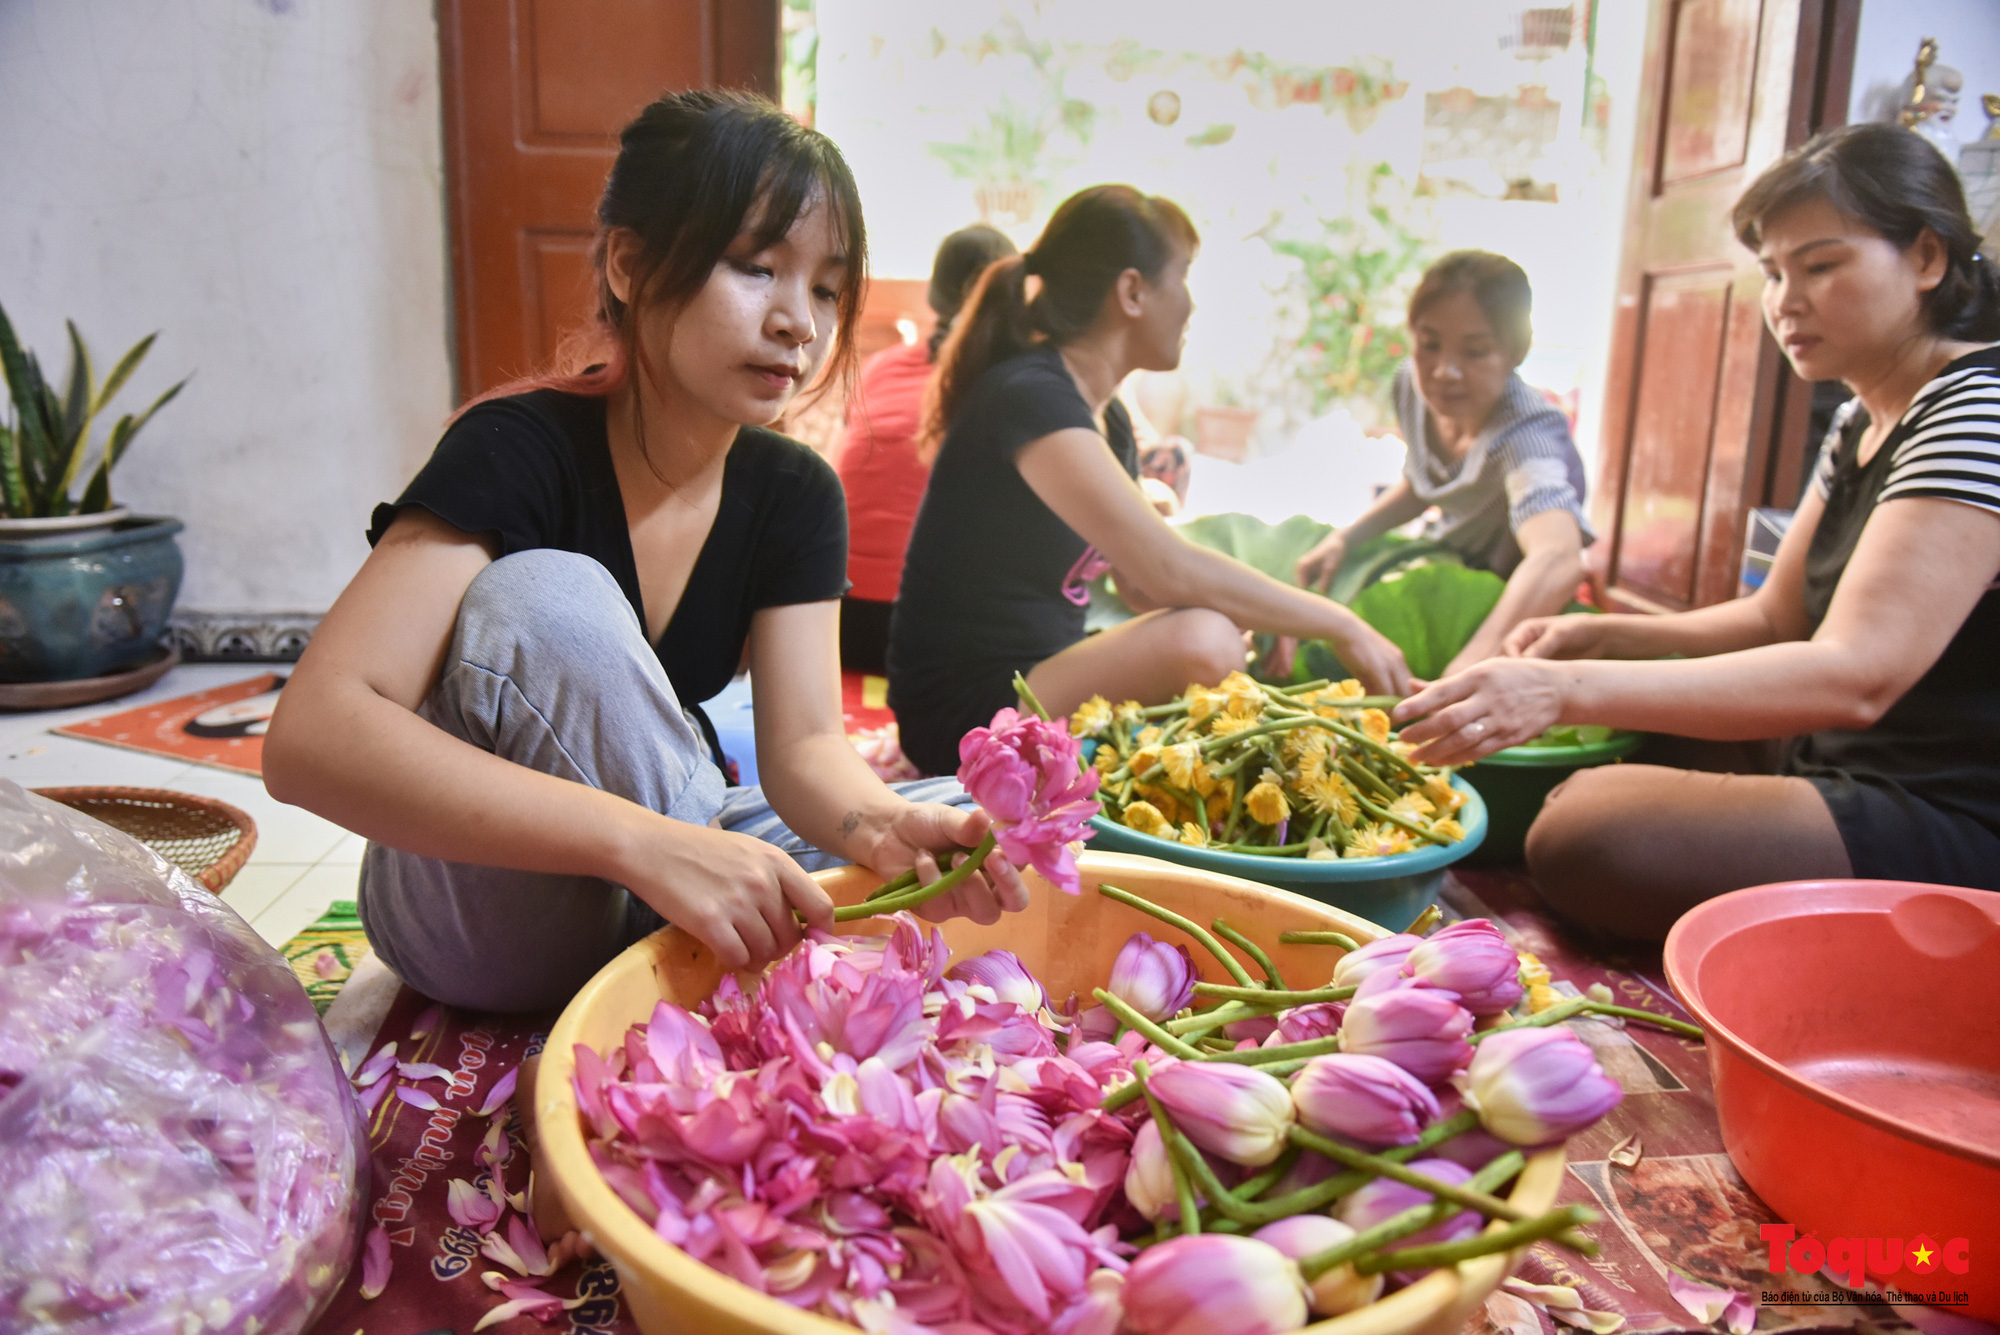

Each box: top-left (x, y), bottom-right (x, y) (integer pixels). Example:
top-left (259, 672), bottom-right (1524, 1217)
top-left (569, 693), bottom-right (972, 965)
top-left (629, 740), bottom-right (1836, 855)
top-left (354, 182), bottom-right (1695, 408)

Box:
top-left (32, 785), bottom-right (258, 893)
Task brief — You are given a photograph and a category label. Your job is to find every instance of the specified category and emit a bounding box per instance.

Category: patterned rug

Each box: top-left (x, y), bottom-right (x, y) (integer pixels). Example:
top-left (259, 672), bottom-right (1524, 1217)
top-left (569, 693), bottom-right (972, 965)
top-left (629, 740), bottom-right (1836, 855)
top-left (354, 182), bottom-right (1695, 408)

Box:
top-left (281, 898), bottom-right (369, 1014)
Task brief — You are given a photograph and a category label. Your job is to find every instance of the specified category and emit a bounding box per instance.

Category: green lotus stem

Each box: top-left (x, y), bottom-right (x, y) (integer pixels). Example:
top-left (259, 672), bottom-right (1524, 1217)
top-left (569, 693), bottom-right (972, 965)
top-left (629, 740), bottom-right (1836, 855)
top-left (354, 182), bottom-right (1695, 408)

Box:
top-left (1211, 920), bottom-right (1286, 991)
top-left (1286, 1126), bottom-right (1531, 1225)
top-left (1012, 672), bottom-right (1051, 722)
top-left (1229, 1146), bottom-right (1301, 1203)
top-left (1583, 1001), bottom-right (1706, 1039)
top-left (1338, 755), bottom-right (1402, 804)
top-left (1298, 1151), bottom-right (1526, 1281)
top-left (1203, 1035), bottom-right (1341, 1066)
top-left (1202, 1109), bottom-right (1482, 1229)
top-left (1279, 930), bottom-right (1361, 951)
top-left (1095, 989), bottom-right (1205, 1060)
top-left (1139, 700), bottom-right (1186, 717)
top-left (1407, 904), bottom-right (1443, 936)
top-left (1098, 884), bottom-right (1258, 988)
top-left (1193, 982), bottom-right (1356, 1006)
top-left (1164, 1000), bottom-right (1259, 1037)
top-left (1140, 1091), bottom-right (1269, 1227)
top-left (1207, 839), bottom-right (1312, 855)
top-left (1353, 1205), bottom-right (1599, 1274)
top-left (1470, 996), bottom-right (1588, 1042)
top-left (1134, 1060), bottom-right (1202, 1237)
top-left (1348, 781), bottom-right (1454, 847)
top-left (833, 832), bottom-right (997, 921)
top-left (1202, 712), bottom-right (1428, 782)
top-left (1251, 1057), bottom-right (1313, 1078)
top-left (1223, 773), bottom-right (1247, 843)
top-left (864, 868), bottom-right (922, 902)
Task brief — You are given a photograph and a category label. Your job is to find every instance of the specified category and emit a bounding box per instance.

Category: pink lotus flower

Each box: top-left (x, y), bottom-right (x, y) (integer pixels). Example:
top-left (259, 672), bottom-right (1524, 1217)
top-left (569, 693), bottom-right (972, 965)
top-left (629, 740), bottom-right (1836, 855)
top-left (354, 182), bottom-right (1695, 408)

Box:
top-left (1106, 933), bottom-right (1197, 1023)
top-left (1051, 1268), bottom-right (1126, 1335)
top-left (958, 707), bottom-right (1101, 895)
top-left (1253, 1214), bottom-right (1384, 1316)
top-left (1123, 1119), bottom-right (1180, 1222)
top-left (1123, 1234), bottom-right (1309, 1335)
top-left (949, 948), bottom-right (1049, 1012)
top-left (1339, 984), bottom-right (1475, 1083)
top-left (1402, 920), bottom-right (1524, 1016)
top-left (1330, 933), bottom-right (1422, 990)
top-left (1146, 1060), bottom-right (1294, 1167)
top-left (1335, 1158), bottom-right (1482, 1264)
top-left (1463, 1026), bottom-right (1623, 1146)
top-left (962, 1170), bottom-right (1113, 1322)
top-left (1268, 1002), bottom-right (1346, 1047)
top-left (359, 1222), bottom-right (391, 1299)
top-left (1290, 1053), bottom-right (1442, 1148)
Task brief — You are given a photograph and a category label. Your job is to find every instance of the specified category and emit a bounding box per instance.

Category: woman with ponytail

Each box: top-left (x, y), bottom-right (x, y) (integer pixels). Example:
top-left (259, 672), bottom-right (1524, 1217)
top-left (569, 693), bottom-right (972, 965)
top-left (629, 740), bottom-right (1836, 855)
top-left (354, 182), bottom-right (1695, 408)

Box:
top-left (263, 91), bottom-right (1023, 1010)
top-left (1390, 123), bottom-right (2000, 941)
top-left (888, 184), bottom-right (1413, 776)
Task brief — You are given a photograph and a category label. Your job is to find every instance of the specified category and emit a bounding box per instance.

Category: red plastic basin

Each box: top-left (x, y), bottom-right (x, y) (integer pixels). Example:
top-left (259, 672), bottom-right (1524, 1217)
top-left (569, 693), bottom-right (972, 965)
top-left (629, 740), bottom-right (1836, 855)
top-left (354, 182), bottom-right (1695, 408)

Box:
top-left (1664, 880), bottom-right (2000, 1322)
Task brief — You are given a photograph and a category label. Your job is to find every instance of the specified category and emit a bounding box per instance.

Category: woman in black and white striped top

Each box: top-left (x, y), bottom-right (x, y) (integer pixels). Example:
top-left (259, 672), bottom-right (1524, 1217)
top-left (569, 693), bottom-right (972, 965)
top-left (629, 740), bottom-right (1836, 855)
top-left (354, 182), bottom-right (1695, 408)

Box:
top-left (1390, 123), bottom-right (2000, 942)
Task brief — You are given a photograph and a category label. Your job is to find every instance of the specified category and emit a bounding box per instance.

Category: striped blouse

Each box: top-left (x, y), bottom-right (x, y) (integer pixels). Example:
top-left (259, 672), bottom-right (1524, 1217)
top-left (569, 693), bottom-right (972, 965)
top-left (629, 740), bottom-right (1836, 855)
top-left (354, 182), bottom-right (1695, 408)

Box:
top-left (1812, 353), bottom-right (2000, 517)
top-left (1393, 362), bottom-right (1595, 578)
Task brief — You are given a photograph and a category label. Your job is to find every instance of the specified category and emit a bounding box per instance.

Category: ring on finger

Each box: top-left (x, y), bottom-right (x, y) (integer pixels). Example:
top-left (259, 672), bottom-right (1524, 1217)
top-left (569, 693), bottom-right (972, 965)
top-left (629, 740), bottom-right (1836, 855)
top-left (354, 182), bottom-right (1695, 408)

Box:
top-left (1466, 720), bottom-right (1486, 737)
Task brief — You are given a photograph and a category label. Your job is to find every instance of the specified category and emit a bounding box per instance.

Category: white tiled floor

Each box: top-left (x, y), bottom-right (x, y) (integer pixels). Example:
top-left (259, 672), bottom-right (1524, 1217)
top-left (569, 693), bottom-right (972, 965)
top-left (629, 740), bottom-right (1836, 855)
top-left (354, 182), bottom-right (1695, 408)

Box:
top-left (0, 663), bottom-right (361, 948)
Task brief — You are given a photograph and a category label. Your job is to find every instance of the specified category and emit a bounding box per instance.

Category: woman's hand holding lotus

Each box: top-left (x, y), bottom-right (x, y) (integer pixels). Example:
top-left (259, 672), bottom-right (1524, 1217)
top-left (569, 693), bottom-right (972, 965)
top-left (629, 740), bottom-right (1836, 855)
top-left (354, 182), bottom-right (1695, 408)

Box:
top-left (854, 801), bottom-right (1030, 927)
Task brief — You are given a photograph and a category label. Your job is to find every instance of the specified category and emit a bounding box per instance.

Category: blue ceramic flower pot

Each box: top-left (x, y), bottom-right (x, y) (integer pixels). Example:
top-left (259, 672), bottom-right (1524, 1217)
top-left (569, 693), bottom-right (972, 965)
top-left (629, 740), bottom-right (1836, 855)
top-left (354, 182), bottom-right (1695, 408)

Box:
top-left (0, 516), bottom-right (184, 682)
top-left (1084, 776), bottom-right (1487, 932)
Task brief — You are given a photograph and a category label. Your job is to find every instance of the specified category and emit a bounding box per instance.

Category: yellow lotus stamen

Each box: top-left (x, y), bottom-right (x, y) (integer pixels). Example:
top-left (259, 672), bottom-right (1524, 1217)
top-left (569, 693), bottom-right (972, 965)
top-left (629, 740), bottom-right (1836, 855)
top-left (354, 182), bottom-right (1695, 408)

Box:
top-left (1244, 781), bottom-right (1290, 826)
top-left (1069, 695), bottom-right (1113, 737)
top-left (1123, 801), bottom-right (1172, 837)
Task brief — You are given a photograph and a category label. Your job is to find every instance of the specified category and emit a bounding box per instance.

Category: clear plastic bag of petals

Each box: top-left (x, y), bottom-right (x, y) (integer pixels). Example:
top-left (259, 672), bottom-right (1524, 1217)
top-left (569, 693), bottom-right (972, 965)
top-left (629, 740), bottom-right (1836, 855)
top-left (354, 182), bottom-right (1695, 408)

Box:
top-left (0, 780), bottom-right (366, 1334)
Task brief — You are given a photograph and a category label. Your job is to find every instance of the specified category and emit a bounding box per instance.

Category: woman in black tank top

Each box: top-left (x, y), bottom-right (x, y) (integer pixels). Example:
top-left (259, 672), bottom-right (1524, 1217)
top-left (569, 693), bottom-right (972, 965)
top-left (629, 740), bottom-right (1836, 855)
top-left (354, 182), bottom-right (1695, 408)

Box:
top-left (1389, 123), bottom-right (2000, 943)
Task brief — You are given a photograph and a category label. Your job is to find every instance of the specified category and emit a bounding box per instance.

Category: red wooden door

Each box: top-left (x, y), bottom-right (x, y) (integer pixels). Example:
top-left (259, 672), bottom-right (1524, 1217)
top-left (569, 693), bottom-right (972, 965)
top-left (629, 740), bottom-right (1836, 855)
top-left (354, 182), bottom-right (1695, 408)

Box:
top-left (1593, 0), bottom-right (1857, 612)
top-left (439, 0), bottom-right (781, 400)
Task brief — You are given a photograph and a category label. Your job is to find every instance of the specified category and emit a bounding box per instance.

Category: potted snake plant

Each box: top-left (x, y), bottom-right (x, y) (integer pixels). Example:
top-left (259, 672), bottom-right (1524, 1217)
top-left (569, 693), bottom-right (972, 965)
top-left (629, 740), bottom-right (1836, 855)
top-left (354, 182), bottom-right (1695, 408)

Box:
top-left (0, 298), bottom-right (189, 684)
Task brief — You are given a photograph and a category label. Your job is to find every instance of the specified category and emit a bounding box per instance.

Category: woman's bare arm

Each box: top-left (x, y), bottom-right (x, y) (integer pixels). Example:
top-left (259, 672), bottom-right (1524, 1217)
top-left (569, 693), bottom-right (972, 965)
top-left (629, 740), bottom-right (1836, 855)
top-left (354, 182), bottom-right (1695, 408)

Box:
top-left (744, 600), bottom-right (1027, 923)
top-left (262, 509), bottom-right (834, 969)
top-left (1441, 509), bottom-right (1584, 674)
top-left (1014, 428), bottom-right (1413, 693)
top-left (1396, 496), bottom-right (2000, 763)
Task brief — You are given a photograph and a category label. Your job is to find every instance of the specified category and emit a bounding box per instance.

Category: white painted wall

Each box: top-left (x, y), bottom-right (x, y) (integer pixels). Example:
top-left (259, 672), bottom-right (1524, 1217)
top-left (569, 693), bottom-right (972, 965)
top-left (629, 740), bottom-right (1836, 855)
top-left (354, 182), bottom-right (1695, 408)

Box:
top-left (0, 0), bottom-right (452, 615)
top-left (1847, 0), bottom-right (2000, 148)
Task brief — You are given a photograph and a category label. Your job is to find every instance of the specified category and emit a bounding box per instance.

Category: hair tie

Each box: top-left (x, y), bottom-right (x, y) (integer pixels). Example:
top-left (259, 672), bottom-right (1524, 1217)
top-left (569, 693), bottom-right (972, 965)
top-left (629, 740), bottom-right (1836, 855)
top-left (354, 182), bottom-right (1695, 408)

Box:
top-left (1021, 250), bottom-right (1041, 277)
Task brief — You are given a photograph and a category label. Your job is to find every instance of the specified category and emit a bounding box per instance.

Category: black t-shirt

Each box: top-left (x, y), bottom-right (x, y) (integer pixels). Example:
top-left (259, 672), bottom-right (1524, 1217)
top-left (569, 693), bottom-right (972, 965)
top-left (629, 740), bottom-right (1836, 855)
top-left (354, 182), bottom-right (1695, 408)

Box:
top-left (888, 346), bottom-right (1138, 774)
top-left (1786, 346), bottom-right (2000, 881)
top-left (369, 388), bottom-right (848, 767)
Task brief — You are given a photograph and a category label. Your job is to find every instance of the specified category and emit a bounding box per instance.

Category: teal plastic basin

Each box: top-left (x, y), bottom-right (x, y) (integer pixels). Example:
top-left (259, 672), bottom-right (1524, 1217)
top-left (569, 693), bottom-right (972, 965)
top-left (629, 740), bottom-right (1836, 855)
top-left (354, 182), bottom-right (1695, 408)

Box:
top-left (1461, 731), bottom-right (1644, 866)
top-left (1084, 776), bottom-right (1486, 933)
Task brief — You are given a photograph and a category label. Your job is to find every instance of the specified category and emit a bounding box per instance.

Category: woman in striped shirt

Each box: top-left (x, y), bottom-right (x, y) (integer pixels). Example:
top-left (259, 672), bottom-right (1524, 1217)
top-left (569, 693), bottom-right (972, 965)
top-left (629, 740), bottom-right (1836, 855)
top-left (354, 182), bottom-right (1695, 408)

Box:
top-left (1295, 251), bottom-right (1592, 674)
top-left (1392, 123), bottom-right (2000, 941)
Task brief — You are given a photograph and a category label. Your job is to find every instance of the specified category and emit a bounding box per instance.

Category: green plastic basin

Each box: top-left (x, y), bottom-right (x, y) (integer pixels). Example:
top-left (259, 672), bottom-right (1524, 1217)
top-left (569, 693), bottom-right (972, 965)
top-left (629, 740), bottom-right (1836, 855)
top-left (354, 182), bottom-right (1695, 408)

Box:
top-left (1461, 731), bottom-right (1644, 866)
top-left (1085, 776), bottom-right (1486, 932)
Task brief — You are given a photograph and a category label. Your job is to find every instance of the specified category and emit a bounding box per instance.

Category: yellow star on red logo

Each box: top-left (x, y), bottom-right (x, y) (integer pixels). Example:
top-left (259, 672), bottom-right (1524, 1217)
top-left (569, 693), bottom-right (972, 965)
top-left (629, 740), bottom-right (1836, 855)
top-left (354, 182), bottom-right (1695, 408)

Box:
top-left (1911, 1242), bottom-right (1936, 1267)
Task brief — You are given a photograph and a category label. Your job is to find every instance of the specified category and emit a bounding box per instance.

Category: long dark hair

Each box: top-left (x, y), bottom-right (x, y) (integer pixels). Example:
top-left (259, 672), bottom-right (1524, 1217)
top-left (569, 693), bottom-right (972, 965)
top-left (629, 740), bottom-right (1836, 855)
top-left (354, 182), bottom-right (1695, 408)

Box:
top-left (926, 224), bottom-right (1018, 359)
top-left (1732, 122), bottom-right (1999, 341)
top-left (921, 185), bottom-right (1197, 460)
top-left (461, 90), bottom-right (868, 420)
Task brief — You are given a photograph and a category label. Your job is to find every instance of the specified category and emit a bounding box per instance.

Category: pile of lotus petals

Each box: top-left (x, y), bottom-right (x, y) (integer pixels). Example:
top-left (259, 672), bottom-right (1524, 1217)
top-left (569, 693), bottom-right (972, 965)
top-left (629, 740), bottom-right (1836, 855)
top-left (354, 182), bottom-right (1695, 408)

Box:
top-left (1074, 674), bottom-right (1468, 860)
top-left (573, 885), bottom-right (1693, 1335)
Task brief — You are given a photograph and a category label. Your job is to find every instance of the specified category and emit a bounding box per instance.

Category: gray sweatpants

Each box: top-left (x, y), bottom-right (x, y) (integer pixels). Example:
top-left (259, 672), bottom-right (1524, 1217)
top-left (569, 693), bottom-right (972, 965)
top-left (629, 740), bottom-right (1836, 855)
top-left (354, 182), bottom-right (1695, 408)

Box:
top-left (357, 549), bottom-right (968, 1013)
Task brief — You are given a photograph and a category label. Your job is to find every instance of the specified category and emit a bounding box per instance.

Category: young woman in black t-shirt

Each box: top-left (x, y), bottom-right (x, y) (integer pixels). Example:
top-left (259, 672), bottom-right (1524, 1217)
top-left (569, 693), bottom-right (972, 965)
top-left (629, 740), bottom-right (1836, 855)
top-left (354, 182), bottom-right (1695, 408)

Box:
top-left (262, 92), bottom-right (1023, 1010)
top-left (889, 186), bottom-right (1414, 777)
top-left (1390, 125), bottom-right (2000, 941)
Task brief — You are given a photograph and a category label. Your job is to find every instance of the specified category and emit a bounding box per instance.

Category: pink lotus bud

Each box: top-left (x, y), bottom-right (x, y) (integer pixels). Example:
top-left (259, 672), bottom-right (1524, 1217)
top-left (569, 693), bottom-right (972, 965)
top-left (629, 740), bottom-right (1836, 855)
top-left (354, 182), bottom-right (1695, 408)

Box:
top-left (1224, 1012), bottom-right (1279, 1044)
top-left (1403, 920), bottom-right (1524, 1015)
top-left (1464, 1026), bottom-right (1623, 1146)
top-left (1124, 1118), bottom-right (1182, 1221)
top-left (1335, 1158), bottom-right (1481, 1261)
top-left (1330, 933), bottom-right (1421, 989)
top-left (1123, 1234), bottom-right (1309, 1335)
top-left (1253, 1215), bottom-right (1384, 1316)
top-left (949, 948), bottom-right (1049, 1013)
top-left (1267, 1002), bottom-right (1346, 1047)
top-left (1147, 1060), bottom-right (1295, 1167)
top-left (1107, 933), bottom-right (1197, 1023)
top-left (1290, 1054), bottom-right (1441, 1148)
top-left (1339, 986), bottom-right (1475, 1083)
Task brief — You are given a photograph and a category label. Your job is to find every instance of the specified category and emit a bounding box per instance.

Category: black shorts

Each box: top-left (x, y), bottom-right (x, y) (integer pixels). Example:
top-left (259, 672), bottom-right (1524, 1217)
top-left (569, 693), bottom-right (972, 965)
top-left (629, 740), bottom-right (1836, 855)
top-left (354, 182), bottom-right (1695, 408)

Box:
top-left (1804, 767), bottom-right (2000, 891)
